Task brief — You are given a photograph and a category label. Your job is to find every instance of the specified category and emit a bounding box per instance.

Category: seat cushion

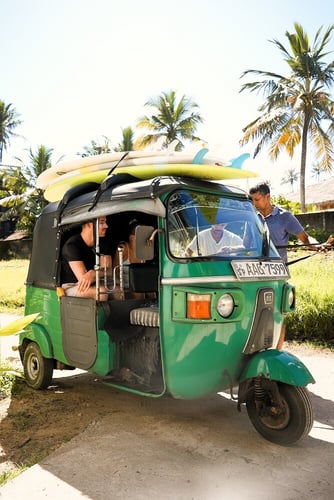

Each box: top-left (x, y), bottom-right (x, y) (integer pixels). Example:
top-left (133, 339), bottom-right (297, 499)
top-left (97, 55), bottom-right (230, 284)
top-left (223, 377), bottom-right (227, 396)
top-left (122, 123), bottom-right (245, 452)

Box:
top-left (130, 306), bottom-right (160, 327)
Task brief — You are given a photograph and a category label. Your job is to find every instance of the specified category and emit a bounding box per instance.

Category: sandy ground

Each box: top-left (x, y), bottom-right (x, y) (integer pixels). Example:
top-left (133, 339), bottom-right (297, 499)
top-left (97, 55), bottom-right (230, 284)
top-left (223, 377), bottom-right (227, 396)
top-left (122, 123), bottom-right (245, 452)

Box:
top-left (0, 314), bottom-right (334, 499)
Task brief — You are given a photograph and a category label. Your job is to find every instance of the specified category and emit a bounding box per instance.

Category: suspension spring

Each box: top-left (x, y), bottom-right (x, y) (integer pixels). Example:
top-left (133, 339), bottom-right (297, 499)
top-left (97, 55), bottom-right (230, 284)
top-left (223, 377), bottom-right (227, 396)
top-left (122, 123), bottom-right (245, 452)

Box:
top-left (254, 377), bottom-right (265, 407)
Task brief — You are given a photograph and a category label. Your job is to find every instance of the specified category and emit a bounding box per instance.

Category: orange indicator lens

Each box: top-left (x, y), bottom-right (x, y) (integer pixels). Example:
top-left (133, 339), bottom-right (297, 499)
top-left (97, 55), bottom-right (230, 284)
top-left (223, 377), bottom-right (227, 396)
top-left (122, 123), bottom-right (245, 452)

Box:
top-left (187, 293), bottom-right (211, 319)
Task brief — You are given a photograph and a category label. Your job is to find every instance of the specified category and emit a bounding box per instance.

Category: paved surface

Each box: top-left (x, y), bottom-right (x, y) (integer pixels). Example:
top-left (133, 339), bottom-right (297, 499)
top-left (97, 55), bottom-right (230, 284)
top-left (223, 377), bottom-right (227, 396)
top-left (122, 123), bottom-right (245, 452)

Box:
top-left (0, 313), bottom-right (334, 500)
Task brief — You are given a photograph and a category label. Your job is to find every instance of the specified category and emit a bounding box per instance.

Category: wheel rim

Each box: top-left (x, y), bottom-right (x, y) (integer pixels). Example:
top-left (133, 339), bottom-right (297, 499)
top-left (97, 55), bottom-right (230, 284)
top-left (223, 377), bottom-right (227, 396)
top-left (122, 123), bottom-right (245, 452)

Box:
top-left (258, 396), bottom-right (290, 430)
top-left (26, 353), bottom-right (40, 381)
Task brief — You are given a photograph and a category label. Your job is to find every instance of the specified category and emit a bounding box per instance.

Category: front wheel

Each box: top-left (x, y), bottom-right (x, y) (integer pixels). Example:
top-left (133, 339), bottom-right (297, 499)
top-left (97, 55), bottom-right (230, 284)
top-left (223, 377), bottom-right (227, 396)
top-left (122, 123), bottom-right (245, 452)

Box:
top-left (23, 342), bottom-right (54, 389)
top-left (246, 382), bottom-right (313, 445)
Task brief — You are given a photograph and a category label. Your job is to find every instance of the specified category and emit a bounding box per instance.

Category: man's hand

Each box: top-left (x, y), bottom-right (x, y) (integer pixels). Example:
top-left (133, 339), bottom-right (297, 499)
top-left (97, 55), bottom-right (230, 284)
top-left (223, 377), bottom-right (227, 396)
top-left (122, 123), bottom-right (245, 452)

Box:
top-left (77, 269), bottom-right (95, 292)
top-left (316, 235), bottom-right (333, 253)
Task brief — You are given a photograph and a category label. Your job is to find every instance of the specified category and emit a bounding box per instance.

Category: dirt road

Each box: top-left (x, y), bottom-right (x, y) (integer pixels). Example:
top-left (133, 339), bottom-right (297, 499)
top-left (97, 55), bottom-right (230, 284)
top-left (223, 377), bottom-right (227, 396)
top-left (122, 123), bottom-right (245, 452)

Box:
top-left (0, 315), bottom-right (333, 499)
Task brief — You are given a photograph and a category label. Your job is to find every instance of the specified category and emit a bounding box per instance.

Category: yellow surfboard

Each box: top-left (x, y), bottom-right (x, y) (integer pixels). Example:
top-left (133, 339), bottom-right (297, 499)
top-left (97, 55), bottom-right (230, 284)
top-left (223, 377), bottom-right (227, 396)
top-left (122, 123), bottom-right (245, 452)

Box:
top-left (37, 149), bottom-right (231, 189)
top-left (0, 313), bottom-right (40, 337)
top-left (44, 162), bottom-right (258, 202)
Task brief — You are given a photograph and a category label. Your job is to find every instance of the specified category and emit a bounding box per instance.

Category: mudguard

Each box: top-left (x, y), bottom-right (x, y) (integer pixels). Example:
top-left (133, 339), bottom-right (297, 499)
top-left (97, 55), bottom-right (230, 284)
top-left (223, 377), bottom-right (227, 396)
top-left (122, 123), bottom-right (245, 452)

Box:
top-left (21, 323), bottom-right (53, 358)
top-left (240, 349), bottom-right (315, 386)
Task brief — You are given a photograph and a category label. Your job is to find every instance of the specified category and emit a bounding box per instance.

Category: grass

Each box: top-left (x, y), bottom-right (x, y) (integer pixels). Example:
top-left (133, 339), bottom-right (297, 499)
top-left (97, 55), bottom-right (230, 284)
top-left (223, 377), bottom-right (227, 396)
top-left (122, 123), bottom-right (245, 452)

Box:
top-left (288, 251), bottom-right (334, 298)
top-left (0, 259), bottom-right (28, 314)
top-left (286, 251), bottom-right (334, 347)
top-left (0, 466), bottom-right (29, 487)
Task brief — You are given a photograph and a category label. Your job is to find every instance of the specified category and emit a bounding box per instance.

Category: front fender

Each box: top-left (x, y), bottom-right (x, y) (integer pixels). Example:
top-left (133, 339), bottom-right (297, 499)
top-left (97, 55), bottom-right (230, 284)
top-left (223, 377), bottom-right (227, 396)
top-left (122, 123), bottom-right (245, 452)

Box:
top-left (240, 349), bottom-right (315, 386)
top-left (20, 323), bottom-right (53, 358)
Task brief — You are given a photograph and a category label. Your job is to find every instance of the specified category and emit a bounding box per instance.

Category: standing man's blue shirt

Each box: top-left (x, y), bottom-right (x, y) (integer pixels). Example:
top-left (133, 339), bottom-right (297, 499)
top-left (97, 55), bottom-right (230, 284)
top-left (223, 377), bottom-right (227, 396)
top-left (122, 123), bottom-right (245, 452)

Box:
top-left (259, 206), bottom-right (304, 262)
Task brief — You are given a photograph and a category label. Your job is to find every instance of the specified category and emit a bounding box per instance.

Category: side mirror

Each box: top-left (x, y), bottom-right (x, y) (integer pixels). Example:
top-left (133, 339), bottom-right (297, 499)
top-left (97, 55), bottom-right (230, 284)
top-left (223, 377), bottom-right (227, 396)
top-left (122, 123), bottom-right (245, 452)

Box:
top-left (135, 225), bottom-right (155, 261)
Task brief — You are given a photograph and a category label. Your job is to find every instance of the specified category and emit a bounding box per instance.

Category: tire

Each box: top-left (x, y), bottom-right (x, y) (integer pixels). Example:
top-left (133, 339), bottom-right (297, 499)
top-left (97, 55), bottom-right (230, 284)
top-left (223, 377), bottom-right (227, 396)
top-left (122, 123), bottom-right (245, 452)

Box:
top-left (246, 382), bottom-right (313, 446)
top-left (23, 342), bottom-right (54, 390)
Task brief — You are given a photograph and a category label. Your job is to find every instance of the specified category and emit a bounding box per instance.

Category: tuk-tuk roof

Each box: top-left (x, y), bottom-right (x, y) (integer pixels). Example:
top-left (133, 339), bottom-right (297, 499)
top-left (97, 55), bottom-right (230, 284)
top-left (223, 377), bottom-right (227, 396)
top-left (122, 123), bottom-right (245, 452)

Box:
top-left (58, 175), bottom-right (248, 226)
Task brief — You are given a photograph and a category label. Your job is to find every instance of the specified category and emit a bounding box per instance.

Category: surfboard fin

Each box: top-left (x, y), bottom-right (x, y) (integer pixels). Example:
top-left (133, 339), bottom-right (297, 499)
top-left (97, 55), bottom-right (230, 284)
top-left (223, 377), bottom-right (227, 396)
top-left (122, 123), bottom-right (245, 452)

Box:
top-left (229, 153), bottom-right (250, 169)
top-left (192, 148), bottom-right (209, 164)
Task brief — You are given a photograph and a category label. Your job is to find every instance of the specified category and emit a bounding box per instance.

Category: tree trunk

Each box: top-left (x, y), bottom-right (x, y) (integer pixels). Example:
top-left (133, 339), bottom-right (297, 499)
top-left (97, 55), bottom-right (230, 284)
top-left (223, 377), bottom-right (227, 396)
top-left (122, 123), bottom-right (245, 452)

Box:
top-left (299, 115), bottom-right (311, 213)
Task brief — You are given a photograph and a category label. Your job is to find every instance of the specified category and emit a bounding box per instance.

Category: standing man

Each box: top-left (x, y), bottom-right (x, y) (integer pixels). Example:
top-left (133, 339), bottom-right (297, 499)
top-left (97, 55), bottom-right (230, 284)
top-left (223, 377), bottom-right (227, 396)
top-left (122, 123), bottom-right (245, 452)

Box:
top-left (249, 183), bottom-right (317, 263)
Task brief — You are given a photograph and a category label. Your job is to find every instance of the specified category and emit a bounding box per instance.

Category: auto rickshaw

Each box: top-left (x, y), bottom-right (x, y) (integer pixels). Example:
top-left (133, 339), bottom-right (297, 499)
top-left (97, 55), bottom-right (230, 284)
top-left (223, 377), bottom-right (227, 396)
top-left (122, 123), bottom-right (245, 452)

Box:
top-left (19, 173), bottom-right (314, 445)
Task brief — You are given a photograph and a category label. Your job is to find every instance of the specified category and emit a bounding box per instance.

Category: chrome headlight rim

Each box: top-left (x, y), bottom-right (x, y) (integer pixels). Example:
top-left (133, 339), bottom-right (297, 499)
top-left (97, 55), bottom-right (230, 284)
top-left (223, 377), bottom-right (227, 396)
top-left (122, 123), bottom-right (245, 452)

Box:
top-left (216, 293), bottom-right (235, 318)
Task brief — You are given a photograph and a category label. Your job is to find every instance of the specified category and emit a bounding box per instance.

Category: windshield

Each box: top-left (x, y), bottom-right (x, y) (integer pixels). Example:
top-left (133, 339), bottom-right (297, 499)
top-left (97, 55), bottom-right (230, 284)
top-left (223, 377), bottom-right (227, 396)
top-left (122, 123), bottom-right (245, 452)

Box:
top-left (166, 190), bottom-right (279, 259)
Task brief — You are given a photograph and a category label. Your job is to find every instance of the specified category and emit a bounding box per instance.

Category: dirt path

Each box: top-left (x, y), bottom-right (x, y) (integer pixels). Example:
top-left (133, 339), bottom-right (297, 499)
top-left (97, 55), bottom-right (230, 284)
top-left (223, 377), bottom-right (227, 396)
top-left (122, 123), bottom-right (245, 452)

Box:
top-left (0, 316), bottom-right (334, 499)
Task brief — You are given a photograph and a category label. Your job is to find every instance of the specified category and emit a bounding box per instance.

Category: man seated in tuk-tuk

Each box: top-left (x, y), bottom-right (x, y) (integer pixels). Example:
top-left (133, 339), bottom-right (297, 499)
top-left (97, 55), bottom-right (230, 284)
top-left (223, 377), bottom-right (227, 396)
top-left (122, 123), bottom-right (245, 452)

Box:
top-left (61, 216), bottom-right (111, 300)
top-left (186, 222), bottom-right (244, 257)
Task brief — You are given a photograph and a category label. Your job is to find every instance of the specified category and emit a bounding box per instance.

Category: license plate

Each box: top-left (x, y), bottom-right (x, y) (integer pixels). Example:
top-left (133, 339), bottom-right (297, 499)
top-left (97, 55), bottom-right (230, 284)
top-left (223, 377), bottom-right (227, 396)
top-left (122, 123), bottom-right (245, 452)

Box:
top-left (231, 260), bottom-right (290, 281)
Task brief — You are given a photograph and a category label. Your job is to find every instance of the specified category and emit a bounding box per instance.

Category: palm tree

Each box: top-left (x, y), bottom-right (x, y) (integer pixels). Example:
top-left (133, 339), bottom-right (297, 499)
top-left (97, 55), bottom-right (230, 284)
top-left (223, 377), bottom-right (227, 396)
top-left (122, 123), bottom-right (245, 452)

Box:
top-left (311, 162), bottom-right (325, 182)
top-left (114, 126), bottom-right (135, 152)
top-left (0, 101), bottom-right (23, 163)
top-left (281, 168), bottom-right (299, 192)
top-left (1, 145), bottom-right (54, 236)
top-left (80, 136), bottom-right (113, 156)
top-left (239, 23), bottom-right (334, 212)
top-left (136, 90), bottom-right (204, 150)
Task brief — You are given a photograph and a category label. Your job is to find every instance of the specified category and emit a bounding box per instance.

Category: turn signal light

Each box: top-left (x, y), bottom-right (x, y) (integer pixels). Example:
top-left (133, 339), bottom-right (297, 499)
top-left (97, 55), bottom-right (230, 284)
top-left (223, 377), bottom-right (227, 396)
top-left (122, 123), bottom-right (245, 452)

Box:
top-left (186, 293), bottom-right (211, 319)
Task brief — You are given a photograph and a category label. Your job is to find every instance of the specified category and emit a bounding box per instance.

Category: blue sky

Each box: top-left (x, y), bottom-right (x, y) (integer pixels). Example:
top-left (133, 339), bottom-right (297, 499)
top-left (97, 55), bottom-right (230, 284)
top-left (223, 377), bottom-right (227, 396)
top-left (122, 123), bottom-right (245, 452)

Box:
top-left (1, 0), bottom-right (334, 193)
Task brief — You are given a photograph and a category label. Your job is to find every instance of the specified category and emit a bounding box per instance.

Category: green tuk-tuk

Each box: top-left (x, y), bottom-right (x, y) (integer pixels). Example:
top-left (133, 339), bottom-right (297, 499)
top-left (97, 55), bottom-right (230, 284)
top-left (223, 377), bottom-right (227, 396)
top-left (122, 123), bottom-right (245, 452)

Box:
top-left (19, 174), bottom-right (314, 445)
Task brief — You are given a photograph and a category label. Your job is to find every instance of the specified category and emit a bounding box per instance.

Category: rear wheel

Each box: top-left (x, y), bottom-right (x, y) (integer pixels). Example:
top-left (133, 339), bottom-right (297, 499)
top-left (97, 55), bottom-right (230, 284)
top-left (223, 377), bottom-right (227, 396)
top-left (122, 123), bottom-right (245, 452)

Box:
top-left (23, 342), bottom-right (54, 389)
top-left (246, 382), bottom-right (313, 445)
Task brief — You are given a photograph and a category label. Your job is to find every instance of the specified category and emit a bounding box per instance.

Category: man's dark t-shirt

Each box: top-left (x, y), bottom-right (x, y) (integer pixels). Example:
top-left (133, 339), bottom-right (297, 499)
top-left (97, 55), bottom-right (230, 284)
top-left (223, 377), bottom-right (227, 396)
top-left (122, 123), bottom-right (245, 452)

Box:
top-left (61, 234), bottom-right (95, 284)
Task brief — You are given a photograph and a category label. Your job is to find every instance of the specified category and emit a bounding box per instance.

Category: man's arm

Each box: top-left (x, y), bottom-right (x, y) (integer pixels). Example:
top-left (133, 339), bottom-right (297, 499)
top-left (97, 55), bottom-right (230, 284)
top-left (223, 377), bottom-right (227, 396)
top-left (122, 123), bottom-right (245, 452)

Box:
top-left (297, 231), bottom-right (332, 252)
top-left (69, 261), bottom-right (96, 292)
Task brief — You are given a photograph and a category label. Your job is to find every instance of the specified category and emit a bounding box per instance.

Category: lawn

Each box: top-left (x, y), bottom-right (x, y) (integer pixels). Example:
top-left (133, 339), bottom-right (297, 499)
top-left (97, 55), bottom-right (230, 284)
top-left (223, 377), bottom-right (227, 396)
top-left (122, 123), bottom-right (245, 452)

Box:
top-left (0, 259), bottom-right (29, 314)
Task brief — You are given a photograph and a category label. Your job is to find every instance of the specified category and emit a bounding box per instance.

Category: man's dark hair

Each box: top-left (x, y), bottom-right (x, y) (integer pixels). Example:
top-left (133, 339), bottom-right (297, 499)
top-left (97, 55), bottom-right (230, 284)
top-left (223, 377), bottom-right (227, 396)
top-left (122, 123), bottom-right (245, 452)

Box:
top-left (249, 183), bottom-right (271, 196)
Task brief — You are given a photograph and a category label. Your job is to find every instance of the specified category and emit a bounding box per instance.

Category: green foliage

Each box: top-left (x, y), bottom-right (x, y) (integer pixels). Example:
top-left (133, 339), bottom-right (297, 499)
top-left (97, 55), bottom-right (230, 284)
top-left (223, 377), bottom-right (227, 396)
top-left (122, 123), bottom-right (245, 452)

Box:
top-left (304, 226), bottom-right (329, 244)
top-left (0, 259), bottom-right (28, 313)
top-left (114, 127), bottom-right (135, 152)
top-left (0, 100), bottom-right (22, 163)
top-left (0, 364), bottom-right (22, 397)
top-left (285, 254), bottom-right (334, 347)
top-left (1, 145), bottom-right (53, 237)
top-left (272, 194), bottom-right (302, 213)
top-left (136, 89), bottom-right (204, 150)
top-left (79, 136), bottom-right (113, 156)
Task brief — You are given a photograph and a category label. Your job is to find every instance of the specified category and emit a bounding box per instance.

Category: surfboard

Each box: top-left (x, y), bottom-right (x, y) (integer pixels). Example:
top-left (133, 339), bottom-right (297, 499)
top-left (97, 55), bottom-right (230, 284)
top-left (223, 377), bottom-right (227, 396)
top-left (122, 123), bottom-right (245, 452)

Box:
top-left (39, 153), bottom-right (234, 188)
top-left (37, 149), bottom-right (231, 190)
top-left (0, 313), bottom-right (40, 337)
top-left (44, 163), bottom-right (258, 202)
top-left (36, 150), bottom-right (170, 189)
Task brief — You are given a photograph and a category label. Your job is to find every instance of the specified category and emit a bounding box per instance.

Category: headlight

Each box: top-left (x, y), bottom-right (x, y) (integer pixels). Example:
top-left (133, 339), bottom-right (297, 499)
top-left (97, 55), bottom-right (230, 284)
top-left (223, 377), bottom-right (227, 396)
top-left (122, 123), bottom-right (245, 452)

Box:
top-left (281, 283), bottom-right (296, 312)
top-left (288, 289), bottom-right (295, 308)
top-left (217, 294), bottom-right (234, 318)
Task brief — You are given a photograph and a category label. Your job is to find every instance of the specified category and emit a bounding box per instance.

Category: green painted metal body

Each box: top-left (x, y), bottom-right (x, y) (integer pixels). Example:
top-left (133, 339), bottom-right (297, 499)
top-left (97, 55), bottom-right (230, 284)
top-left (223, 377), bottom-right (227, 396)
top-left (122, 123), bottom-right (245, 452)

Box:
top-left (157, 256), bottom-right (310, 399)
top-left (20, 176), bottom-right (314, 399)
top-left (24, 287), bottom-right (114, 376)
top-left (239, 349), bottom-right (315, 386)
top-left (23, 248), bottom-right (312, 399)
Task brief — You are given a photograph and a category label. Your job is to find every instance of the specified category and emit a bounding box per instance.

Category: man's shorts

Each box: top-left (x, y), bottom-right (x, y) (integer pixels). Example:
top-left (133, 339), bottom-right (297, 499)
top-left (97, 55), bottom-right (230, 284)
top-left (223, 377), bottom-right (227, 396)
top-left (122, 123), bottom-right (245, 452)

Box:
top-left (61, 283), bottom-right (78, 296)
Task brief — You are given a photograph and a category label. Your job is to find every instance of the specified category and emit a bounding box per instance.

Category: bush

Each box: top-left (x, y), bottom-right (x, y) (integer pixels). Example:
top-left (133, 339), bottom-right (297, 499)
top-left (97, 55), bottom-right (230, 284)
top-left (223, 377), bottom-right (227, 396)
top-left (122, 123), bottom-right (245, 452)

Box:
top-left (0, 364), bottom-right (22, 398)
